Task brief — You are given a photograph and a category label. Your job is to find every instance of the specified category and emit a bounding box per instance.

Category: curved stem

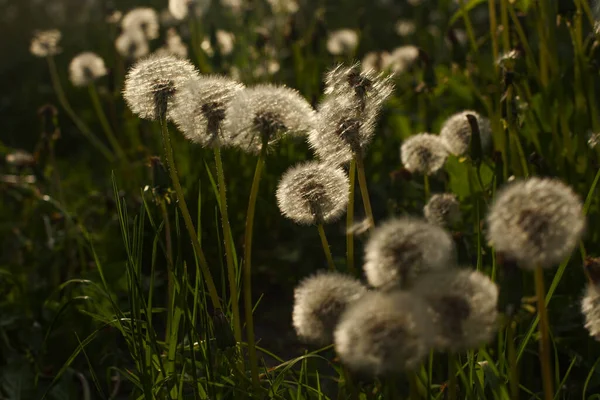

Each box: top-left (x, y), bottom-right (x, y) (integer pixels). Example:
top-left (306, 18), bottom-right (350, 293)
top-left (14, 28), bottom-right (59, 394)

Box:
top-left (243, 148), bottom-right (266, 389)
top-left (88, 83), bottom-right (127, 161)
top-left (354, 154), bottom-right (374, 228)
top-left (213, 146), bottom-right (242, 345)
top-left (159, 118), bottom-right (221, 311)
top-left (317, 224), bottom-right (335, 271)
top-left (534, 266), bottom-right (554, 400)
top-left (346, 159), bottom-right (356, 274)
top-left (46, 56), bottom-right (114, 162)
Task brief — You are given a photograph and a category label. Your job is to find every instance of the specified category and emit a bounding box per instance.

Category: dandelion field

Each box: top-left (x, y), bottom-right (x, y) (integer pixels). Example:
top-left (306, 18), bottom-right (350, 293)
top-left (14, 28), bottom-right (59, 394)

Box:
top-left (4, 0), bottom-right (600, 398)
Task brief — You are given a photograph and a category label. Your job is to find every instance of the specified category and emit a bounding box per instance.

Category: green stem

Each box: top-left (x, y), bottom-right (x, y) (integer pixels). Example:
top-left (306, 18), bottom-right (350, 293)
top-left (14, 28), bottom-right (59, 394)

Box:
top-left (317, 224), bottom-right (335, 271)
top-left (354, 154), bottom-right (374, 229)
top-left (448, 353), bottom-right (457, 400)
top-left (213, 146), bottom-right (243, 345)
top-left (46, 56), bottom-right (114, 162)
top-left (346, 159), bottom-right (356, 274)
top-left (408, 372), bottom-right (420, 400)
top-left (459, 0), bottom-right (478, 53)
top-left (534, 266), bottom-right (554, 400)
top-left (88, 83), bottom-right (127, 161)
top-left (488, 0), bottom-right (499, 70)
top-left (423, 174), bottom-right (430, 200)
top-left (243, 148), bottom-right (266, 389)
top-left (160, 201), bottom-right (174, 340)
top-left (507, 318), bottom-right (520, 400)
top-left (159, 118), bottom-right (221, 311)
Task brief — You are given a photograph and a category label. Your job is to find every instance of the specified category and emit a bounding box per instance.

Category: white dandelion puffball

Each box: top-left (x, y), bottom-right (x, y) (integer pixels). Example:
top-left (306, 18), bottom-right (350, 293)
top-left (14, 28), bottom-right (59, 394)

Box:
top-left (412, 269), bottom-right (499, 351)
top-left (267, 0), bottom-right (299, 14)
top-left (216, 30), bottom-right (235, 55)
top-left (121, 8), bottom-right (160, 40)
top-left (68, 52), bottom-right (108, 87)
top-left (123, 54), bottom-right (199, 120)
top-left (486, 177), bottom-right (585, 269)
top-left (327, 29), bottom-right (359, 56)
top-left (364, 217), bottom-right (456, 289)
top-left (424, 193), bottom-right (461, 227)
top-left (30, 29), bottom-right (62, 57)
top-left (400, 133), bottom-right (449, 175)
top-left (334, 291), bottom-right (434, 376)
top-left (293, 271), bottom-right (367, 344)
top-left (582, 283), bottom-right (600, 341)
top-left (440, 110), bottom-right (492, 156)
top-left (222, 84), bottom-right (316, 154)
top-left (386, 45), bottom-right (420, 75)
top-left (170, 75), bottom-right (244, 146)
top-left (361, 51), bottom-right (391, 74)
top-left (115, 30), bottom-right (150, 60)
top-left (169, 0), bottom-right (211, 20)
top-left (161, 28), bottom-right (188, 58)
top-left (276, 161), bottom-right (350, 225)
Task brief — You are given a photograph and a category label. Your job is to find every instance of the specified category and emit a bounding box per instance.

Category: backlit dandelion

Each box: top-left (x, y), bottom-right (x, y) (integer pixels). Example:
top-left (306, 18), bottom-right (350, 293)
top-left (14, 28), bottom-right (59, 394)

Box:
top-left (363, 217), bottom-right (456, 289)
top-left (424, 193), bottom-right (461, 227)
top-left (440, 110), bottom-right (492, 156)
top-left (582, 282), bottom-right (600, 341)
top-left (412, 269), bottom-right (499, 351)
top-left (292, 271), bottom-right (367, 344)
top-left (326, 29), bottom-right (359, 56)
top-left (115, 30), bottom-right (150, 60)
top-left (122, 7), bottom-right (160, 40)
top-left (68, 52), bottom-right (108, 87)
top-left (30, 29), bottom-right (62, 57)
top-left (400, 133), bottom-right (449, 175)
top-left (123, 54), bottom-right (199, 120)
top-left (486, 177), bottom-right (585, 269)
top-left (169, 0), bottom-right (211, 20)
top-left (334, 291), bottom-right (434, 375)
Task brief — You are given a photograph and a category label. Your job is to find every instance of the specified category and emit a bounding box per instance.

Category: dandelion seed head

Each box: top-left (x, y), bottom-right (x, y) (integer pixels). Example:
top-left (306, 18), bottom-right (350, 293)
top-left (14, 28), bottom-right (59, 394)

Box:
top-left (123, 54), bottom-right (199, 120)
top-left (412, 269), bottom-right (499, 351)
top-left (216, 30), bottom-right (235, 55)
top-left (334, 291), bottom-right (434, 376)
top-left (424, 193), bottom-right (461, 228)
top-left (169, 0), bottom-right (211, 20)
top-left (326, 29), bottom-right (359, 55)
top-left (387, 46), bottom-right (420, 75)
top-left (222, 84), bottom-right (316, 154)
top-left (267, 0), bottom-right (299, 14)
top-left (30, 29), bottom-right (62, 57)
top-left (440, 110), bottom-right (492, 156)
top-left (154, 28), bottom-right (189, 58)
top-left (486, 177), bottom-right (585, 269)
top-left (122, 7), bottom-right (160, 40)
top-left (276, 161), bottom-right (350, 226)
top-left (582, 283), bottom-right (600, 341)
top-left (115, 29), bottom-right (150, 60)
top-left (293, 271), bottom-right (367, 344)
top-left (6, 150), bottom-right (35, 167)
top-left (400, 133), bottom-right (449, 175)
top-left (364, 217), bottom-right (456, 289)
top-left (395, 19), bottom-right (416, 37)
top-left (170, 75), bottom-right (244, 147)
top-left (68, 52), bottom-right (108, 87)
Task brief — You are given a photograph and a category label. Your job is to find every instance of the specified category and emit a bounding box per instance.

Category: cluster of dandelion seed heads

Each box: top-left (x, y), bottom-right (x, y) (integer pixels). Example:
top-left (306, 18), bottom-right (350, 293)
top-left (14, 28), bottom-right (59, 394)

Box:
top-left (170, 75), bottom-right (244, 147)
top-left (400, 133), bottom-right (449, 175)
top-left (412, 269), bottom-right (499, 351)
top-left (334, 291), bottom-right (433, 375)
top-left (293, 272), bottom-right (367, 344)
top-left (363, 217), bottom-right (456, 289)
top-left (582, 283), bottom-right (600, 341)
top-left (222, 84), bottom-right (316, 154)
top-left (486, 177), bottom-right (585, 269)
top-left (424, 193), bottom-right (461, 227)
top-left (30, 29), bottom-right (62, 57)
top-left (276, 161), bottom-right (350, 225)
top-left (121, 8), bottom-right (160, 40)
top-left (123, 54), bottom-right (199, 120)
top-left (115, 29), bottom-right (149, 60)
top-left (440, 110), bottom-right (492, 156)
top-left (68, 52), bottom-right (107, 87)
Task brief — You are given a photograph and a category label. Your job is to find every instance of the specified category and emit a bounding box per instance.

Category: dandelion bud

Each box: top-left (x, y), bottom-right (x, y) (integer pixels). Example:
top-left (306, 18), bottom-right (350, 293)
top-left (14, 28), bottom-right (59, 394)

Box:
top-left (30, 29), bottom-right (62, 57)
top-left (68, 52), bottom-right (108, 87)
top-left (276, 161), bottom-right (349, 225)
top-left (440, 110), bottom-right (492, 156)
top-left (424, 193), bottom-right (461, 227)
top-left (293, 271), bottom-right (367, 344)
top-left (486, 177), bottom-right (585, 269)
top-left (326, 29), bottom-right (359, 56)
top-left (222, 84), bottom-right (316, 154)
top-left (412, 269), bottom-right (499, 351)
top-left (123, 54), bottom-right (199, 120)
top-left (115, 30), bottom-right (150, 60)
top-left (334, 291), bottom-right (434, 376)
top-left (582, 282), bottom-right (600, 341)
top-left (121, 7), bottom-right (160, 40)
top-left (363, 217), bottom-right (456, 289)
top-left (400, 133), bottom-right (449, 175)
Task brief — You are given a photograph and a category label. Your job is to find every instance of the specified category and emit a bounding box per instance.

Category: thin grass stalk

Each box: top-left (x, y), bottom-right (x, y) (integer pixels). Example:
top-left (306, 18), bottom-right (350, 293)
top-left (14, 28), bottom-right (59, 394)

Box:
top-left (213, 146), bottom-right (243, 347)
top-left (354, 154), bottom-right (374, 228)
top-left (507, 318), bottom-right (520, 400)
top-left (46, 56), bottom-right (114, 162)
top-left (423, 174), bottom-right (430, 200)
top-left (346, 159), bottom-right (356, 274)
top-left (317, 224), bottom-right (336, 271)
top-left (448, 354), bottom-right (457, 400)
top-left (88, 82), bottom-right (127, 161)
top-left (408, 372), bottom-right (420, 400)
top-left (488, 0), bottom-right (499, 68)
top-left (500, 0), bottom-right (510, 53)
top-left (459, 0), bottom-right (478, 53)
top-left (158, 117), bottom-right (221, 311)
top-left (243, 147), bottom-right (267, 389)
top-left (534, 266), bottom-right (554, 400)
top-left (159, 200), bottom-right (174, 340)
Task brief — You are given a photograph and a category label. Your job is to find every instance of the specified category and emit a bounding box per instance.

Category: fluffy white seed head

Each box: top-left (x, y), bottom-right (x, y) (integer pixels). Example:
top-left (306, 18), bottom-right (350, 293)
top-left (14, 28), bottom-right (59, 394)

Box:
top-left (364, 217), bottom-right (456, 289)
top-left (123, 54), bottom-right (199, 120)
top-left (115, 29), bottom-right (150, 60)
top-left (486, 177), bottom-right (585, 269)
top-left (68, 52), bottom-right (107, 87)
top-left (386, 46), bottom-right (420, 75)
top-left (170, 75), bottom-right (244, 146)
top-left (334, 291), bottom-right (434, 376)
top-left (400, 133), bottom-right (449, 175)
top-left (30, 29), bottom-right (62, 57)
top-left (121, 8), bottom-right (160, 40)
top-left (222, 84), bottom-right (316, 154)
top-left (276, 161), bottom-right (350, 225)
top-left (582, 283), bottom-right (600, 341)
top-left (293, 271), bottom-right (367, 345)
top-left (155, 28), bottom-right (189, 58)
top-left (440, 110), bottom-right (492, 156)
top-left (267, 0), bottom-right (299, 14)
top-left (326, 29), bottom-right (359, 55)
top-left (412, 269), bottom-right (499, 351)
top-left (424, 193), bottom-right (461, 228)
top-left (169, 0), bottom-right (211, 20)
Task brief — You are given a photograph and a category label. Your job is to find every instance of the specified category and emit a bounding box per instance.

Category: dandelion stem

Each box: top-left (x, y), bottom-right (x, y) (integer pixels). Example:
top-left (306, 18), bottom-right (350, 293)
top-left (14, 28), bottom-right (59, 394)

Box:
top-left (213, 146), bottom-right (243, 346)
top-left (88, 83), bottom-right (127, 161)
top-left (159, 117), bottom-right (221, 311)
top-left (408, 372), bottom-right (420, 400)
top-left (346, 159), bottom-right (356, 274)
top-left (448, 353), bottom-right (457, 400)
top-left (243, 147), bottom-right (266, 389)
top-left (534, 265), bottom-right (554, 400)
top-left (423, 174), bottom-right (430, 200)
top-left (317, 224), bottom-right (335, 271)
top-left (355, 154), bottom-right (374, 229)
top-left (507, 318), bottom-right (520, 400)
top-left (159, 200), bottom-right (174, 340)
top-left (46, 56), bottom-right (114, 162)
